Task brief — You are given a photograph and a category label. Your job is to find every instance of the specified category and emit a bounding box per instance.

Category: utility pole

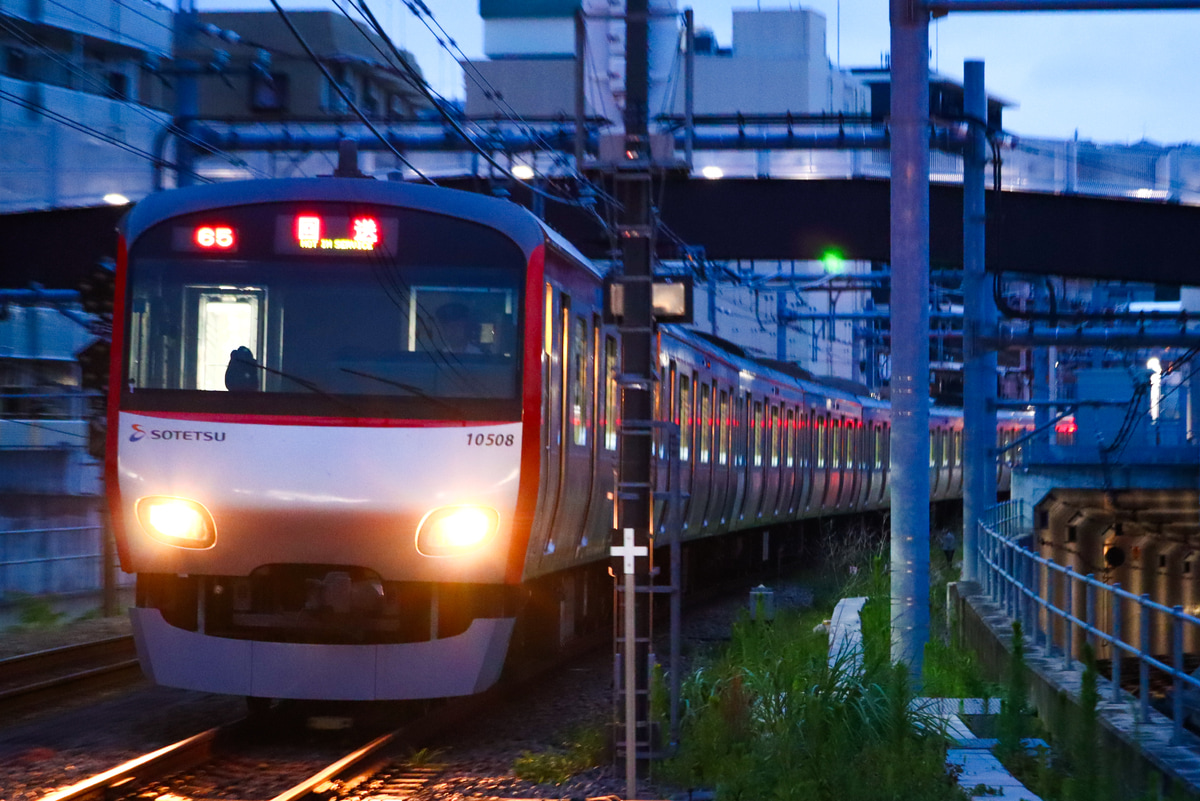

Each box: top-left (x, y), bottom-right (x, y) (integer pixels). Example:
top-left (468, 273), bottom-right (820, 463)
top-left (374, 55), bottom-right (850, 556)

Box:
top-left (174, 0), bottom-right (200, 186)
top-left (887, 0), bottom-right (931, 681)
top-left (961, 60), bottom-right (996, 584)
top-left (612, 1), bottom-right (655, 797)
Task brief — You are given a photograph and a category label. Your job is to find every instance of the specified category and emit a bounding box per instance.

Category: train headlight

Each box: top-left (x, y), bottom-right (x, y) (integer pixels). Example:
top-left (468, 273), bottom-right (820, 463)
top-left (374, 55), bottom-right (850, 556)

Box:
top-left (135, 496), bottom-right (216, 549)
top-left (416, 505), bottom-right (499, 556)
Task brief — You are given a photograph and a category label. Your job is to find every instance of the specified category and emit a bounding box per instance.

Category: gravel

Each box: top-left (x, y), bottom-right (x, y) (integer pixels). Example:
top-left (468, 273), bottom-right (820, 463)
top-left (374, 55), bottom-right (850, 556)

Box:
top-left (406, 581), bottom-right (814, 801)
top-left (0, 580), bottom-right (814, 801)
top-left (0, 614), bottom-right (133, 660)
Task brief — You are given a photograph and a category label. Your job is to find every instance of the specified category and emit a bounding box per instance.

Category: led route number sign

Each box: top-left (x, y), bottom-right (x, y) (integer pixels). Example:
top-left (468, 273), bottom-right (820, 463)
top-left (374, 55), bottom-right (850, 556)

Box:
top-left (294, 214), bottom-right (380, 251)
top-left (194, 225), bottom-right (235, 250)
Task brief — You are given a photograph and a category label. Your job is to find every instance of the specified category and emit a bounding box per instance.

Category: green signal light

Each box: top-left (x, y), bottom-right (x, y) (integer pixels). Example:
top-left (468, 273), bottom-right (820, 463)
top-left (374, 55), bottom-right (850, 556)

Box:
top-left (821, 249), bottom-right (846, 274)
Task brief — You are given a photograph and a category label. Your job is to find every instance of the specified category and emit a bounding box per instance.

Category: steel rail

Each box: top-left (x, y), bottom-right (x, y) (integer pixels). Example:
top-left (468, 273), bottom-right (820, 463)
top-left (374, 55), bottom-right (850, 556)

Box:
top-left (39, 727), bottom-right (222, 801)
top-left (0, 636), bottom-right (140, 714)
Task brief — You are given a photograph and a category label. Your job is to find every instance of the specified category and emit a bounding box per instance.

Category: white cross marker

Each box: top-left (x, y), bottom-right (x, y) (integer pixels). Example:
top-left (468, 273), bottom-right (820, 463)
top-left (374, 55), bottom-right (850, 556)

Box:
top-left (610, 527), bottom-right (648, 575)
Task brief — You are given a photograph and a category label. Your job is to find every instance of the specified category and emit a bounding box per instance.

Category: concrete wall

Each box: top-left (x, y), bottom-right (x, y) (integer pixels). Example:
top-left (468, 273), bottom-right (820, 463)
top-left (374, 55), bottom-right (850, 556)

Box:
top-left (463, 58), bottom-right (577, 118)
top-left (953, 582), bottom-right (1200, 799)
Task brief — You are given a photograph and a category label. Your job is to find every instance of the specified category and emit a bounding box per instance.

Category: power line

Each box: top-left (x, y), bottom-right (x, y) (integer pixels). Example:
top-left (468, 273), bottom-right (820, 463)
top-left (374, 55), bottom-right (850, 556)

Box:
top-left (266, 0), bottom-right (436, 184)
top-left (352, 0), bottom-right (607, 209)
top-left (0, 415), bottom-right (88, 439)
top-left (0, 87), bottom-right (212, 182)
top-left (402, 1), bottom-right (588, 182)
top-left (0, 16), bottom-right (261, 180)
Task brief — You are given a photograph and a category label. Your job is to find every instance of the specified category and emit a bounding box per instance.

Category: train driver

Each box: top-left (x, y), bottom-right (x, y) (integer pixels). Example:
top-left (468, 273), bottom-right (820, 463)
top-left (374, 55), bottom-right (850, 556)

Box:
top-left (225, 345), bottom-right (259, 391)
top-left (434, 301), bottom-right (483, 354)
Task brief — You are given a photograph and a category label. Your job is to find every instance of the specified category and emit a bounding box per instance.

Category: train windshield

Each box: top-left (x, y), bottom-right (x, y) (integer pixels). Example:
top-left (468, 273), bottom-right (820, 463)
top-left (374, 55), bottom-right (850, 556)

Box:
top-left (122, 204), bottom-right (527, 420)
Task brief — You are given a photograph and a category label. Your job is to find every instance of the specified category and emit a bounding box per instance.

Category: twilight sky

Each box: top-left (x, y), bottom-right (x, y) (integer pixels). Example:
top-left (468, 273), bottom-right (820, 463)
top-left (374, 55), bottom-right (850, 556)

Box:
top-left (211, 1), bottom-right (1200, 145)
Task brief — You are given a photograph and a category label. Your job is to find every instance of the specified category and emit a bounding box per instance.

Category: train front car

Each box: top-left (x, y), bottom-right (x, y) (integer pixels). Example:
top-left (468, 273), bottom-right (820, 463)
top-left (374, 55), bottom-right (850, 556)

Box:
top-left (111, 180), bottom-right (544, 700)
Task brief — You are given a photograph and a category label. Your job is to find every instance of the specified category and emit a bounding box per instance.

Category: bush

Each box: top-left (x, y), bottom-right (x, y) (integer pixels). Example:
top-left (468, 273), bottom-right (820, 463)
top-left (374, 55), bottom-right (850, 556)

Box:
top-left (662, 609), bottom-right (967, 801)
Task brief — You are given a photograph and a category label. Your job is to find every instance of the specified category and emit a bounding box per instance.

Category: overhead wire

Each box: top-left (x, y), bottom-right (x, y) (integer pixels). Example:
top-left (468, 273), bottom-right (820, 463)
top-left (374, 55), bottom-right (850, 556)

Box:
top-left (0, 87), bottom-right (213, 182)
top-left (111, 0), bottom-right (175, 32)
top-left (0, 416), bottom-right (89, 439)
top-left (353, 0), bottom-right (616, 211)
top-left (0, 15), bottom-right (263, 180)
top-left (267, 0), bottom-right (436, 184)
top-left (394, 0), bottom-right (586, 178)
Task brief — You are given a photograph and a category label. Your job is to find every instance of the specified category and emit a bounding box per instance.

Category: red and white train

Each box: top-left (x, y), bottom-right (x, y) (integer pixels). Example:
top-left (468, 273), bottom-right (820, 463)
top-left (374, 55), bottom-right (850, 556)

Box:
top-left (108, 178), bottom-right (1027, 701)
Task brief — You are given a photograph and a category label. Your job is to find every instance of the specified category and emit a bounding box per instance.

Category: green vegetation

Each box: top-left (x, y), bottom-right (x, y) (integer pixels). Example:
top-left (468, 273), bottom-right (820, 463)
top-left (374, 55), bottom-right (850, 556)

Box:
top-left (4, 593), bottom-right (66, 630)
top-left (1063, 644), bottom-right (1101, 801)
top-left (512, 726), bottom-right (608, 785)
top-left (405, 746), bottom-right (445, 768)
top-left (997, 621), bottom-right (1031, 760)
top-left (660, 602), bottom-right (966, 800)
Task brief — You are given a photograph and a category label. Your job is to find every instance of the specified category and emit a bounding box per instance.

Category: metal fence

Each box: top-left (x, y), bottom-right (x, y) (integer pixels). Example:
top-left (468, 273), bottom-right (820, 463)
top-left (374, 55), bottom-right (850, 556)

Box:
top-left (979, 499), bottom-right (1200, 745)
top-left (0, 524), bottom-right (130, 602)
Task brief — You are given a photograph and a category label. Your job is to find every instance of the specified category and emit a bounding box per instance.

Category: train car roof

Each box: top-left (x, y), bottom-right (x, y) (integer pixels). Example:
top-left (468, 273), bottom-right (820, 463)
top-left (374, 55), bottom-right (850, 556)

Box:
top-left (122, 178), bottom-right (551, 258)
top-left (663, 325), bottom-right (878, 408)
top-left (536, 217), bottom-right (606, 280)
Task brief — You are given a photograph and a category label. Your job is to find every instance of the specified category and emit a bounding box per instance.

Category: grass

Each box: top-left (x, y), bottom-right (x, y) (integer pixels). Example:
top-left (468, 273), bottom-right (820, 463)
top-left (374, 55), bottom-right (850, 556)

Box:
top-left (4, 593), bottom-right (67, 630)
top-left (512, 726), bottom-right (608, 785)
top-left (659, 595), bottom-right (968, 801)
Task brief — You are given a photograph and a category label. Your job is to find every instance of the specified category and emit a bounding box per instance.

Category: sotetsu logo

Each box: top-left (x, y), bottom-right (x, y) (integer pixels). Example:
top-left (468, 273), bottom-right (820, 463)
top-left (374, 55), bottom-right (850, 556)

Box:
top-left (129, 424), bottom-right (227, 443)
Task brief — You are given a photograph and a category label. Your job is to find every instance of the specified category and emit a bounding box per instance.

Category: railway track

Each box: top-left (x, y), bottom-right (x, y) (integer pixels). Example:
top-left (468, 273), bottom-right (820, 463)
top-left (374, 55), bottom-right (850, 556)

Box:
top-left (34, 694), bottom-right (484, 801)
top-left (23, 575), bottom-right (778, 801)
top-left (0, 636), bottom-right (141, 716)
top-left (30, 622), bottom-right (606, 801)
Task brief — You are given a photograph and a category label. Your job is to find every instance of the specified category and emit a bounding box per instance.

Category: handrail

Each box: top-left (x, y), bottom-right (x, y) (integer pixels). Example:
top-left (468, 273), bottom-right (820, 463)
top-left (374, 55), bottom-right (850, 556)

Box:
top-left (978, 499), bottom-right (1200, 745)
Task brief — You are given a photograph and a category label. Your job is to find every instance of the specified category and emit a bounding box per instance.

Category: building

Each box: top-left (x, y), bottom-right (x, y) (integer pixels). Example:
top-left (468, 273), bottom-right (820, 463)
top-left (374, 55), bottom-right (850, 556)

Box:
top-left (0, 0), bottom-right (173, 212)
top-left (175, 10), bottom-right (431, 182)
top-left (0, 291), bottom-right (113, 604)
top-left (465, 3), bottom-right (876, 386)
top-left (465, 2), bottom-right (867, 123)
top-left (183, 11), bottom-right (428, 125)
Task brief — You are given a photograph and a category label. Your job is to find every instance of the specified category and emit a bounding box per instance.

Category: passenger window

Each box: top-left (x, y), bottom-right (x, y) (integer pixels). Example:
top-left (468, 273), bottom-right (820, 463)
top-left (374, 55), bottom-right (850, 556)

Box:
top-left (679, 373), bottom-right (691, 462)
top-left (785, 408), bottom-right (795, 468)
top-left (604, 336), bottom-right (617, 450)
top-left (718, 389), bottom-right (730, 466)
top-left (816, 418), bottom-right (826, 469)
top-left (770, 406), bottom-right (781, 467)
top-left (753, 401), bottom-right (764, 467)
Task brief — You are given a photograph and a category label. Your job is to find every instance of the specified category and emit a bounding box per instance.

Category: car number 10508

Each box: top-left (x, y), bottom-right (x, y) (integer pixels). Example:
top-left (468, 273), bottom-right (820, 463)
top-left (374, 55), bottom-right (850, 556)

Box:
top-left (467, 433), bottom-right (516, 447)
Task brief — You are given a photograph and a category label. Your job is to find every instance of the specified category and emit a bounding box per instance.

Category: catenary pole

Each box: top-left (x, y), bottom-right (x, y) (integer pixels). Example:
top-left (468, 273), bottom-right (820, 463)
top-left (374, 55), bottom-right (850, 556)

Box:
top-left (888, 0), bottom-right (931, 680)
top-left (614, 0), bottom-right (654, 797)
top-left (173, 0), bottom-right (199, 186)
top-left (961, 60), bottom-right (996, 584)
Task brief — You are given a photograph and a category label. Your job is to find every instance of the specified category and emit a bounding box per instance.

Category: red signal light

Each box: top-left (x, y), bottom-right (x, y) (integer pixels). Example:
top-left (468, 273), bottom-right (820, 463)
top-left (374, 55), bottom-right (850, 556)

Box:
top-left (1055, 417), bottom-right (1078, 435)
top-left (195, 225), bottom-right (235, 249)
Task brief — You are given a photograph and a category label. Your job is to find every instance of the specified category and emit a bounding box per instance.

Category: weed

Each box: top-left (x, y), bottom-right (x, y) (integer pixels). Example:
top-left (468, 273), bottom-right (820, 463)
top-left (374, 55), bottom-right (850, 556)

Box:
top-left (405, 746), bottom-right (444, 767)
top-left (998, 621), bottom-right (1030, 760)
top-left (1069, 643), bottom-right (1100, 801)
top-left (512, 726), bottom-right (607, 786)
top-left (5, 594), bottom-right (66, 630)
top-left (662, 608), bottom-right (967, 801)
